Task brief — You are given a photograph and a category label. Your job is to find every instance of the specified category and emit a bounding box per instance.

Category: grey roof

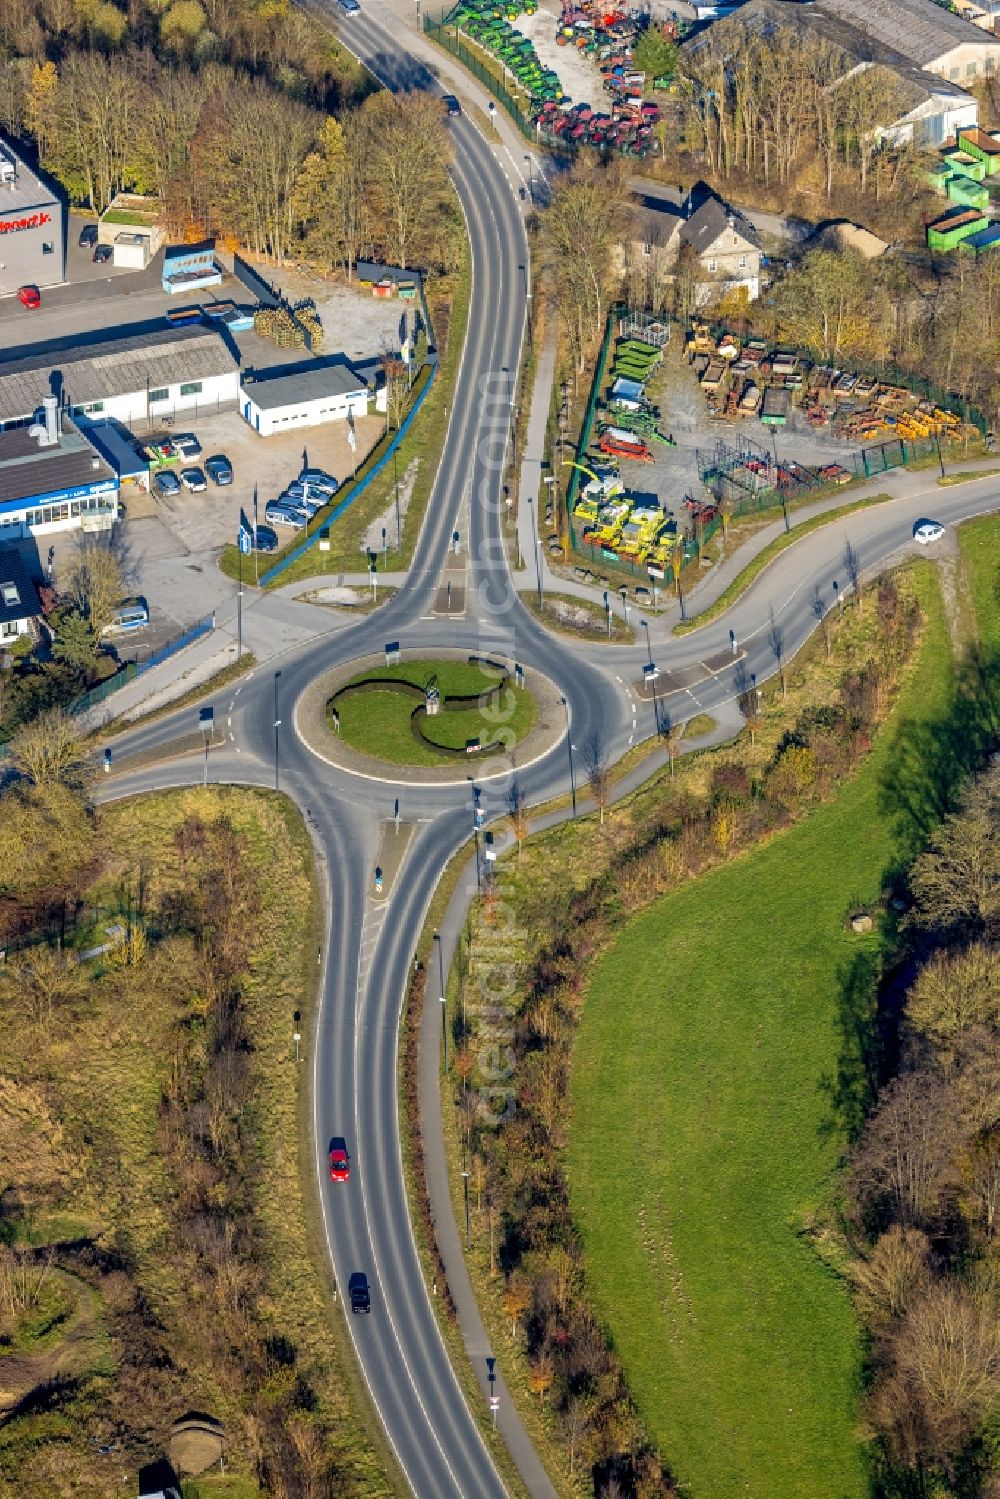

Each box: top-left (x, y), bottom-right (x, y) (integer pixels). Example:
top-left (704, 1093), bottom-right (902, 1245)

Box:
top-left (241, 361), bottom-right (366, 411)
top-left (685, 0), bottom-right (980, 112)
top-left (355, 260), bottom-right (422, 284)
top-left (630, 197), bottom-right (683, 246)
top-left (0, 422), bottom-right (116, 511)
top-left (680, 196), bottom-right (762, 255)
top-left (820, 0), bottom-right (1000, 67)
top-left (0, 546), bottom-right (40, 625)
top-left (0, 326), bottom-right (239, 423)
top-left (0, 134), bottom-right (60, 213)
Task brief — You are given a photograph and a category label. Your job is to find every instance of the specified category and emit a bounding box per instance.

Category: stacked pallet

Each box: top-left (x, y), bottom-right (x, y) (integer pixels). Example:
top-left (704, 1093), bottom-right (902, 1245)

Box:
top-left (253, 305), bottom-right (306, 349)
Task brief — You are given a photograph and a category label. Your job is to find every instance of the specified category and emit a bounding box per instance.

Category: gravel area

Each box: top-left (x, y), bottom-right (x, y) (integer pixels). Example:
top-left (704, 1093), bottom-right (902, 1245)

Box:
top-left (515, 5), bottom-right (606, 111)
top-left (361, 458), bottom-right (419, 554)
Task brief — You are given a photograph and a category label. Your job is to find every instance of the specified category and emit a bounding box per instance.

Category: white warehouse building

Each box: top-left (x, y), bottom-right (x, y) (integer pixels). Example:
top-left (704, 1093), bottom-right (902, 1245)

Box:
top-left (0, 325), bottom-right (240, 432)
top-left (240, 361), bottom-right (369, 437)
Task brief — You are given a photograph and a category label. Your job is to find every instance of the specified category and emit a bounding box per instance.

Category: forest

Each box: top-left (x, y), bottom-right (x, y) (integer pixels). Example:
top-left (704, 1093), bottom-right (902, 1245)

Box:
top-left (0, 0), bottom-right (463, 270)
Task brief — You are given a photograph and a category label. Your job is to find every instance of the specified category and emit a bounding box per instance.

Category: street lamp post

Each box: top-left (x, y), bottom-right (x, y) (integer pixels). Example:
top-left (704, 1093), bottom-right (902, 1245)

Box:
top-left (434, 931), bottom-right (448, 1072)
top-left (603, 589), bottom-right (612, 638)
top-left (473, 787), bottom-right (484, 891)
top-left (523, 153), bottom-right (533, 202)
top-left (641, 617), bottom-right (653, 666)
top-left (528, 496), bottom-right (542, 609)
top-left (561, 697), bottom-right (576, 816)
top-left (393, 444), bottom-right (402, 550)
top-left (273, 671), bottom-right (282, 792)
top-left (462, 1169), bottom-right (471, 1248)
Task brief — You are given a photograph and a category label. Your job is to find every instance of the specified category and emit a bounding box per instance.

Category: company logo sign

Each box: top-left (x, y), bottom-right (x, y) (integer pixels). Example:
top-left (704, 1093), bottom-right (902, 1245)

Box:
top-left (0, 210), bottom-right (51, 234)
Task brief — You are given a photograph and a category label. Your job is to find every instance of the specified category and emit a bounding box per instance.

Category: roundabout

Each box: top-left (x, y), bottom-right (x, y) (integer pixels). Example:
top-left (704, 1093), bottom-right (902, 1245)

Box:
top-left (293, 648), bottom-right (569, 784)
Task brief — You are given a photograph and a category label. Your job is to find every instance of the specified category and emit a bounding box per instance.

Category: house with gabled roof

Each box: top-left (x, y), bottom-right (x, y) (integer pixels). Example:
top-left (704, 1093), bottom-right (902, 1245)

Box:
top-left (622, 184), bottom-right (763, 307)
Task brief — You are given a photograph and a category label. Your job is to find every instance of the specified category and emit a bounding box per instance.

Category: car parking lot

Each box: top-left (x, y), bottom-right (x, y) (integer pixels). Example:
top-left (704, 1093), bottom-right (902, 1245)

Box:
top-left (54, 405), bottom-right (387, 640)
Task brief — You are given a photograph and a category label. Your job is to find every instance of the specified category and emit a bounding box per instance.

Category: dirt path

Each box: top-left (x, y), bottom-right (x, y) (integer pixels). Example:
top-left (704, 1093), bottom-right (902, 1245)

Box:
top-left (0, 1270), bottom-right (104, 1416)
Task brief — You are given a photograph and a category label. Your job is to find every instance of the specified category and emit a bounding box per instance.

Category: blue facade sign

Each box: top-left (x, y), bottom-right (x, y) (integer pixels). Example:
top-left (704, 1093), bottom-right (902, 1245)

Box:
top-left (0, 477), bottom-right (117, 517)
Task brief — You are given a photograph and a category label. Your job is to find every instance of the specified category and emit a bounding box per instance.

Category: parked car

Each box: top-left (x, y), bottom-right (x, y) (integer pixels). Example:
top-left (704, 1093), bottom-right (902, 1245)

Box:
top-left (913, 519), bottom-right (945, 545)
top-left (205, 454), bottom-right (233, 486)
top-left (348, 1273), bottom-right (370, 1313)
top-left (253, 524), bottom-right (279, 553)
top-left (299, 469), bottom-right (338, 493)
top-left (147, 438), bottom-right (176, 461)
top-left (101, 597), bottom-right (149, 636)
top-left (173, 432), bottom-right (202, 459)
top-left (264, 500), bottom-right (307, 528)
top-left (78, 223), bottom-right (98, 248)
top-left (93, 244), bottom-right (113, 265)
top-left (154, 469), bottom-right (182, 497)
top-left (329, 1138), bottom-right (350, 1183)
top-left (16, 285), bottom-right (40, 309)
top-left (180, 466), bottom-right (207, 492)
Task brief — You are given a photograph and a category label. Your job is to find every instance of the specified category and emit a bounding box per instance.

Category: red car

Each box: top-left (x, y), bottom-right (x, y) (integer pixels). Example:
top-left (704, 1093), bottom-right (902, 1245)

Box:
top-left (17, 285), bottom-right (40, 309)
top-left (329, 1138), bottom-right (350, 1183)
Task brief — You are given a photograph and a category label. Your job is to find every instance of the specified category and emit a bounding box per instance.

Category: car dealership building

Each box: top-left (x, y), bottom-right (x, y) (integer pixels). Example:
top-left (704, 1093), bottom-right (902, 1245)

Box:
top-left (0, 137), bottom-right (64, 295)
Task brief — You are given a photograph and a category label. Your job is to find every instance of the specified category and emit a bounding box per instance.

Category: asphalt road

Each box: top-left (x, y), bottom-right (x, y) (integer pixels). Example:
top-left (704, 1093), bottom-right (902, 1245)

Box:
top-left (94, 10), bottom-right (1000, 1498)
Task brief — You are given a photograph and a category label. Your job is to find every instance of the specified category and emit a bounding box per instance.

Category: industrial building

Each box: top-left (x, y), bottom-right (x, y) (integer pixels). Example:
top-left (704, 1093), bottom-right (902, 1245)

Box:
top-left (239, 361), bottom-right (369, 437)
top-left (0, 325), bottom-right (241, 430)
top-left (0, 397), bottom-right (118, 540)
top-left (0, 136), bottom-right (65, 296)
top-left (686, 0), bottom-right (1000, 144)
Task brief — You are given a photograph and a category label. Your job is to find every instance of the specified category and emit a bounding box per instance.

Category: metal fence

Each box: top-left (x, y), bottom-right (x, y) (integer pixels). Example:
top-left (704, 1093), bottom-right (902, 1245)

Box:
top-left (565, 302), bottom-right (625, 517)
top-left (423, 15), bottom-right (537, 142)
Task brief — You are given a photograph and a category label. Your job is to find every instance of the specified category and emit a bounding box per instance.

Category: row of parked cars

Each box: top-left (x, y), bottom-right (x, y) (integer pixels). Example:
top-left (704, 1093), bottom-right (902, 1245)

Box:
top-left (263, 469), bottom-right (340, 531)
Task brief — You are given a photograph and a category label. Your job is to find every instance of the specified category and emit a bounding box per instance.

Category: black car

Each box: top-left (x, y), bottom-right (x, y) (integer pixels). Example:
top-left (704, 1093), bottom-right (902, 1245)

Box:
top-left (443, 95), bottom-right (461, 117)
top-left (205, 454), bottom-right (233, 486)
top-left (349, 1273), bottom-right (370, 1314)
top-left (78, 223), bottom-right (98, 248)
top-left (93, 244), bottom-right (112, 264)
top-left (253, 524), bottom-right (278, 553)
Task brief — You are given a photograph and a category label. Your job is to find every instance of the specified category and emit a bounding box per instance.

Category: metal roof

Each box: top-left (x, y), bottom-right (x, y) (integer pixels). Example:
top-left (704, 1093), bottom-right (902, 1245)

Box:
top-left (0, 546), bottom-right (40, 624)
top-left (0, 326), bottom-right (239, 422)
top-left (241, 361), bottom-right (367, 411)
top-left (684, 0), bottom-right (981, 110)
top-left (0, 134), bottom-right (60, 213)
top-left (79, 419), bottom-right (149, 477)
top-left (820, 0), bottom-right (1000, 67)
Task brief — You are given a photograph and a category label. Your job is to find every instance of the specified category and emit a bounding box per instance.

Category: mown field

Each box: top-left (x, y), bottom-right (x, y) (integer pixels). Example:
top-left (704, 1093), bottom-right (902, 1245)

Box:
top-left (566, 562), bottom-right (961, 1499)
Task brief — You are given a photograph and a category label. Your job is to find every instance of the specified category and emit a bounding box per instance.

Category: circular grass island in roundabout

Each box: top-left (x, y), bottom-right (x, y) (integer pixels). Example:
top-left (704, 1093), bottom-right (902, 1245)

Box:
top-left (330, 658), bottom-right (537, 768)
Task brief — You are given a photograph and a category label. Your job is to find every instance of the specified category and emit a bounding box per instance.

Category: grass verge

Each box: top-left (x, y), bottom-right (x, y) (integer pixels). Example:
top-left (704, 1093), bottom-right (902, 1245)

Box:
top-left (219, 238), bottom-right (472, 591)
top-left (567, 565), bottom-right (953, 1498)
top-left (957, 513), bottom-right (1000, 648)
top-left (520, 590), bottom-right (636, 643)
top-left (674, 493), bottom-right (893, 636)
top-left (937, 466), bottom-right (1000, 486)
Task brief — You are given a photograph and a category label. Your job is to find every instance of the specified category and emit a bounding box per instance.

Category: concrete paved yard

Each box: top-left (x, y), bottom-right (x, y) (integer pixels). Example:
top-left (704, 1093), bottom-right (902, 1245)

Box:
top-left (55, 406), bottom-right (386, 642)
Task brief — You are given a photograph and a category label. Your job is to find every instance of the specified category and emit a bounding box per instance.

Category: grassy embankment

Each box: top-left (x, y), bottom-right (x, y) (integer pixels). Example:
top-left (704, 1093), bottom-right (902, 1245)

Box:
top-left (673, 491), bottom-right (893, 635)
top-left (331, 658), bottom-right (536, 766)
top-left (0, 789), bottom-right (394, 1499)
top-left (566, 530), bottom-right (998, 1497)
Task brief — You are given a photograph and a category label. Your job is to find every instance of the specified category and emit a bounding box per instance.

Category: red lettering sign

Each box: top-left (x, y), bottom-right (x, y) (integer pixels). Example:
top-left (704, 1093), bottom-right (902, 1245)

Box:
top-left (0, 211), bottom-right (52, 234)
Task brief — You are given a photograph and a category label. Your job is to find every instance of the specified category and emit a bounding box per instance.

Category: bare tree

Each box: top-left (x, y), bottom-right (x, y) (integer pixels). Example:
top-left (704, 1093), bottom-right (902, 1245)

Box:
top-left (582, 734), bottom-right (611, 825)
top-left (63, 535), bottom-right (125, 640)
top-left (380, 349), bottom-right (409, 431)
top-left (10, 707), bottom-right (89, 788)
top-left (909, 762), bottom-right (1000, 940)
top-left (562, 1395), bottom-right (593, 1477)
top-left (768, 607), bottom-right (786, 697)
top-left (660, 708), bottom-right (682, 778)
top-left (851, 1225), bottom-right (931, 1331)
top-left (843, 539), bottom-right (862, 609)
top-left (734, 659), bottom-right (761, 747)
top-left (812, 585), bottom-right (831, 658)
top-left (852, 1071), bottom-right (958, 1231)
top-left (506, 778), bottom-right (529, 865)
top-left (908, 944), bottom-right (1000, 1059)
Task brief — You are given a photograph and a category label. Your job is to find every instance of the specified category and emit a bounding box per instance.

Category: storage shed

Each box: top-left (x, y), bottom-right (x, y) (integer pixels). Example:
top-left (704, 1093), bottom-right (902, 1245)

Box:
top-left (240, 360), bottom-right (368, 437)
